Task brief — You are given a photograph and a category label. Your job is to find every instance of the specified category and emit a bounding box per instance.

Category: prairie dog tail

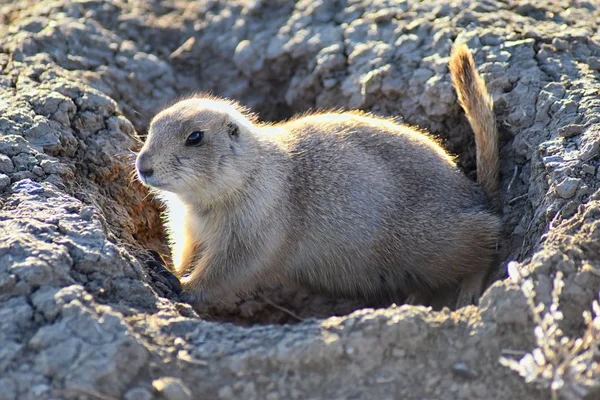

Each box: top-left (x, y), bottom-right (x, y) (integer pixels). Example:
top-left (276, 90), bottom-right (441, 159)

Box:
top-left (449, 44), bottom-right (500, 206)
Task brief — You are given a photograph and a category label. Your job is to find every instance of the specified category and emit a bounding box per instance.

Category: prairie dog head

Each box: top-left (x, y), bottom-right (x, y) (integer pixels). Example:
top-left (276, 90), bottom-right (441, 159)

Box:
top-left (136, 97), bottom-right (259, 205)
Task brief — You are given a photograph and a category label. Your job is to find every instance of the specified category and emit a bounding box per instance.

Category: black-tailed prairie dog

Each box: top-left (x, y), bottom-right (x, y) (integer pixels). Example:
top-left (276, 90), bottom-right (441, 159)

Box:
top-left (136, 45), bottom-right (501, 309)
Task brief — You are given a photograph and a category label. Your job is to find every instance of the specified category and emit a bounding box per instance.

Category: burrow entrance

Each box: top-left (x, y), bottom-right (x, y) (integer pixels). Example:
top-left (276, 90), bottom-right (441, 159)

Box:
top-left (18, 0), bottom-right (545, 326)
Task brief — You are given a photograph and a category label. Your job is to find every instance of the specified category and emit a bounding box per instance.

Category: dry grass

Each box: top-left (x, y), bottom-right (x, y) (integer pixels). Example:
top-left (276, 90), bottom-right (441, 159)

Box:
top-left (500, 263), bottom-right (600, 399)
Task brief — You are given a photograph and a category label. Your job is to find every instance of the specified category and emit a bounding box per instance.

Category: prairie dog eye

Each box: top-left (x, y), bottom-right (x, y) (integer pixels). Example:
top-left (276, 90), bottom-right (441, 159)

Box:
top-left (185, 131), bottom-right (204, 146)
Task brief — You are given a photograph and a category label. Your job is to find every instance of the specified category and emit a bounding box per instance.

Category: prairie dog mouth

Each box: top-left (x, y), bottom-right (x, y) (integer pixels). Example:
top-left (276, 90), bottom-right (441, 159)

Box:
top-left (137, 172), bottom-right (165, 189)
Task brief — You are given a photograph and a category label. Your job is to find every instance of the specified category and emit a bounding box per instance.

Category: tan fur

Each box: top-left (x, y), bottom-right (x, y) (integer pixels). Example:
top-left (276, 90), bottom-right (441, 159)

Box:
top-left (450, 44), bottom-right (500, 207)
top-left (136, 46), bottom-right (501, 308)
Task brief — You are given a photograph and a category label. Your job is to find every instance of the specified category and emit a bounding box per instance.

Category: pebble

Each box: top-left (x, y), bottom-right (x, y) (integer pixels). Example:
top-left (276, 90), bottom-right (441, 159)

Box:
top-left (451, 362), bottom-right (478, 380)
top-left (0, 174), bottom-right (9, 190)
top-left (589, 56), bottom-right (600, 71)
top-left (557, 124), bottom-right (583, 138)
top-left (579, 136), bottom-right (599, 161)
top-left (0, 154), bottom-right (14, 173)
top-left (555, 177), bottom-right (580, 199)
top-left (152, 377), bottom-right (192, 400)
top-left (582, 164), bottom-right (596, 175)
top-left (552, 37), bottom-right (569, 50)
top-left (124, 387), bottom-right (153, 400)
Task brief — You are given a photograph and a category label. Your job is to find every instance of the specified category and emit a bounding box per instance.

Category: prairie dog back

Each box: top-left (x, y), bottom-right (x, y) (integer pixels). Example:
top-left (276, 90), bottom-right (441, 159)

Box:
top-left (269, 112), bottom-right (498, 302)
top-left (135, 46), bottom-right (501, 308)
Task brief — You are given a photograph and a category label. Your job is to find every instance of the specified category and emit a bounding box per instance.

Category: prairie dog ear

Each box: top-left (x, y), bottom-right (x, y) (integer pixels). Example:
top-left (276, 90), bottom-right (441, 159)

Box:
top-left (227, 122), bottom-right (240, 139)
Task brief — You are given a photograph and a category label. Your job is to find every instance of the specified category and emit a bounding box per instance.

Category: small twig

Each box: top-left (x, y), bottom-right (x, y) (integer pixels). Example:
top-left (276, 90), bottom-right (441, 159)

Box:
top-left (548, 204), bottom-right (567, 231)
top-left (177, 351), bottom-right (209, 367)
top-left (169, 37), bottom-right (196, 60)
top-left (523, 138), bottom-right (533, 150)
top-left (508, 193), bottom-right (528, 205)
top-left (507, 165), bottom-right (519, 193)
top-left (260, 296), bottom-right (304, 322)
top-left (501, 349), bottom-right (527, 356)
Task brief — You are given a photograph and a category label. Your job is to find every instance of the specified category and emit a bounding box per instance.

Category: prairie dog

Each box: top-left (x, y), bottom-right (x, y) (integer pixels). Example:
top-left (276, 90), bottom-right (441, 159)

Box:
top-left (136, 45), bottom-right (501, 308)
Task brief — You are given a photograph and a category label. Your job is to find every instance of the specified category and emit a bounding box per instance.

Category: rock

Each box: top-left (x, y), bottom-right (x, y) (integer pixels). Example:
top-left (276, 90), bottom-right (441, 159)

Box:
top-left (589, 56), bottom-right (600, 71)
top-left (0, 154), bottom-right (14, 174)
top-left (1, 1), bottom-right (599, 400)
top-left (579, 127), bottom-right (600, 161)
top-left (124, 387), bottom-right (154, 400)
top-left (0, 174), bottom-right (9, 190)
top-left (153, 377), bottom-right (192, 400)
top-left (451, 362), bottom-right (478, 380)
top-left (557, 124), bottom-right (584, 138)
top-left (555, 177), bottom-right (581, 199)
top-left (552, 37), bottom-right (569, 51)
top-left (582, 164), bottom-right (596, 175)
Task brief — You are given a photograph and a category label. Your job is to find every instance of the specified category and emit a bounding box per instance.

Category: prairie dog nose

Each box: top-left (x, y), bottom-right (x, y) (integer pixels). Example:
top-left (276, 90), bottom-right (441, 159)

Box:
top-left (136, 152), bottom-right (154, 178)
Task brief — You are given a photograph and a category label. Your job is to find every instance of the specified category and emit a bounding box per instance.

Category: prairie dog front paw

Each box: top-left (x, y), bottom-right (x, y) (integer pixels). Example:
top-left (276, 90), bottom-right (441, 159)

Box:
top-left (179, 277), bottom-right (212, 305)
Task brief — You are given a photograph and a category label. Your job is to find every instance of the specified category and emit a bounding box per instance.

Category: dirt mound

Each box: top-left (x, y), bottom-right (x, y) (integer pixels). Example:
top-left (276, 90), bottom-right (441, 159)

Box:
top-left (0, 0), bottom-right (598, 399)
